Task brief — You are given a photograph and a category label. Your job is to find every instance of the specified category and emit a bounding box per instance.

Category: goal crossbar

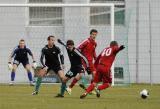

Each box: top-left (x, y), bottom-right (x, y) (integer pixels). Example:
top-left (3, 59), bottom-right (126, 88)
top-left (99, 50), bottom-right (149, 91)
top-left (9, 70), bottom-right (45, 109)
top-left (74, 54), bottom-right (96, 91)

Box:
top-left (0, 3), bottom-right (117, 7)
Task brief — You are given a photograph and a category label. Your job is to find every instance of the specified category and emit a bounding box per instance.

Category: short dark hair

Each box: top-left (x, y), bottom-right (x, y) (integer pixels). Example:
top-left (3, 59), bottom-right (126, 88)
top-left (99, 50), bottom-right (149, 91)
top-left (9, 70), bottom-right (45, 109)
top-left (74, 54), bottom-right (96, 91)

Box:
top-left (47, 35), bottom-right (55, 41)
top-left (19, 39), bottom-right (25, 42)
top-left (67, 40), bottom-right (74, 46)
top-left (90, 29), bottom-right (98, 35)
top-left (110, 41), bottom-right (118, 46)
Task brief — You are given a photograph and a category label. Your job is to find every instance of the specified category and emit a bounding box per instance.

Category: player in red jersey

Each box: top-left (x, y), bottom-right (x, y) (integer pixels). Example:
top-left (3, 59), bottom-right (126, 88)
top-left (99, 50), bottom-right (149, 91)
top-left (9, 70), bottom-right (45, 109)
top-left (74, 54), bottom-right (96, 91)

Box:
top-left (80, 41), bottom-right (125, 99)
top-left (77, 29), bottom-right (98, 89)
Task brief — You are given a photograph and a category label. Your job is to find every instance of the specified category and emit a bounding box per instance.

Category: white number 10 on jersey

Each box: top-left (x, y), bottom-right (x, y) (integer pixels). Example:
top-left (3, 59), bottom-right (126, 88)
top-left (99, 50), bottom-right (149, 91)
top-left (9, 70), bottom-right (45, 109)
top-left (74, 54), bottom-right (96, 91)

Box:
top-left (101, 48), bottom-right (112, 56)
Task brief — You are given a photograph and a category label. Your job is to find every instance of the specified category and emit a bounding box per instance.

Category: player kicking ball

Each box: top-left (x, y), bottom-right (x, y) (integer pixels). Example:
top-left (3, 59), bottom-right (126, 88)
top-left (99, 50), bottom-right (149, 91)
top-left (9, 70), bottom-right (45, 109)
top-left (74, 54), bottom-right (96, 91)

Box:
top-left (32, 36), bottom-right (65, 95)
top-left (80, 41), bottom-right (125, 99)
top-left (8, 39), bottom-right (37, 86)
top-left (55, 39), bottom-right (91, 97)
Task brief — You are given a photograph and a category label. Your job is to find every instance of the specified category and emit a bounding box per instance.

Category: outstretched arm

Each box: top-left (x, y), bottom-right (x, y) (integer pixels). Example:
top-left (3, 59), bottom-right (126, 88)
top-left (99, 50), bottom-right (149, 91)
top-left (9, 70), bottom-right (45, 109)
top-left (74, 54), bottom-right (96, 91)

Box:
top-left (119, 45), bottom-right (125, 51)
top-left (57, 39), bottom-right (67, 48)
top-left (114, 45), bottom-right (125, 54)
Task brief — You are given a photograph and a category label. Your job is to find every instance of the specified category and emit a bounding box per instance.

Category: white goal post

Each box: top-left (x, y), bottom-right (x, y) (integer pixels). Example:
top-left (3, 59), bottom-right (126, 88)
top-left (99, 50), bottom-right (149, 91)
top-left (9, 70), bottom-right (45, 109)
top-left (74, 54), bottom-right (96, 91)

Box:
top-left (0, 3), bottom-right (118, 85)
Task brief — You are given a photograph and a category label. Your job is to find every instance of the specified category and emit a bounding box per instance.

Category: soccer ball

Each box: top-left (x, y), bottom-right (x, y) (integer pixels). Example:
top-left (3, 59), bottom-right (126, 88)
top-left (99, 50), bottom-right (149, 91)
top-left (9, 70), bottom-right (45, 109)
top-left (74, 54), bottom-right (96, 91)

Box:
top-left (140, 89), bottom-right (149, 99)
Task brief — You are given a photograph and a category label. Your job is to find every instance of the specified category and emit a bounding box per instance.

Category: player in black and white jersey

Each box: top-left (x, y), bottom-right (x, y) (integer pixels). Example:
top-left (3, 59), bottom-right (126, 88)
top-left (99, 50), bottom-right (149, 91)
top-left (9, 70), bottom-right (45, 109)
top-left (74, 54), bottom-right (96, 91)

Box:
top-left (55, 39), bottom-right (91, 97)
top-left (32, 36), bottom-right (65, 95)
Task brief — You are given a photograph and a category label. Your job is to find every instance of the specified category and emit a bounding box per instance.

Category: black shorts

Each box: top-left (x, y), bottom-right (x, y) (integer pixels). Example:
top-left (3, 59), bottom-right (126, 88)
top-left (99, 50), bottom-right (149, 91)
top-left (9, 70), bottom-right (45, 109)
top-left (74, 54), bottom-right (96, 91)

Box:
top-left (13, 59), bottom-right (29, 68)
top-left (47, 66), bottom-right (62, 74)
top-left (65, 66), bottom-right (84, 78)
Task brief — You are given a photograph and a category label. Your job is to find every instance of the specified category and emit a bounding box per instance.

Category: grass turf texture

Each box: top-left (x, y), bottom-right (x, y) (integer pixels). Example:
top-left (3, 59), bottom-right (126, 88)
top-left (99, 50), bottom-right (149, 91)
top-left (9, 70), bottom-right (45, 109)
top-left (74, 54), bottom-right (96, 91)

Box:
top-left (0, 84), bottom-right (160, 109)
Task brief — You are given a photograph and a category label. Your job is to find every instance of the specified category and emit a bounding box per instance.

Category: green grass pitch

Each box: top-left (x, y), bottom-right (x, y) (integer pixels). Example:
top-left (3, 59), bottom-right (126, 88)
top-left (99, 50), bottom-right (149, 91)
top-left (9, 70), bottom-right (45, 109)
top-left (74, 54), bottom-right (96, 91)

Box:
top-left (0, 84), bottom-right (160, 109)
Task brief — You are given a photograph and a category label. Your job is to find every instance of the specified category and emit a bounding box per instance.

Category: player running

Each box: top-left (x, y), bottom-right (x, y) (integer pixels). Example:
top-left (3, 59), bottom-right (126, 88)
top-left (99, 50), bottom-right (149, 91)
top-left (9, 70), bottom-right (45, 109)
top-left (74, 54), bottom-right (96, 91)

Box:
top-left (55, 39), bottom-right (91, 97)
top-left (32, 35), bottom-right (65, 95)
top-left (80, 41), bottom-right (125, 99)
top-left (8, 39), bottom-right (37, 86)
top-left (77, 29), bottom-right (98, 89)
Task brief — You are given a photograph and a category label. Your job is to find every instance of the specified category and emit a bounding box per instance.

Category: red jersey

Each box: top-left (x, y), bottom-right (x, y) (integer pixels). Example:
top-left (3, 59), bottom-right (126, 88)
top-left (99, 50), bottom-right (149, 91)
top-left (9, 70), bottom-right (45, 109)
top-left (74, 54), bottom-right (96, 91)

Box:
top-left (77, 37), bottom-right (97, 62)
top-left (94, 46), bottom-right (120, 71)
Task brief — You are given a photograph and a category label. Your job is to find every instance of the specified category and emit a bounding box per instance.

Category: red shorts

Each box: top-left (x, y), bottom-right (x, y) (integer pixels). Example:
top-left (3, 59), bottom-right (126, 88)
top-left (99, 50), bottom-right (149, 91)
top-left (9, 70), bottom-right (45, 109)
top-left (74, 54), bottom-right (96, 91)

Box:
top-left (94, 65), bottom-right (112, 83)
top-left (82, 60), bottom-right (96, 73)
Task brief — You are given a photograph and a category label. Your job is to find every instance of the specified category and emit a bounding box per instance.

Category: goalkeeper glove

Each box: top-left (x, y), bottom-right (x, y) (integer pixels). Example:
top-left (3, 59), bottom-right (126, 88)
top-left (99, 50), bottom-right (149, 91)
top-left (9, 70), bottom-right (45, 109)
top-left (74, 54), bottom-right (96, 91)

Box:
top-left (32, 61), bottom-right (37, 69)
top-left (8, 62), bottom-right (13, 71)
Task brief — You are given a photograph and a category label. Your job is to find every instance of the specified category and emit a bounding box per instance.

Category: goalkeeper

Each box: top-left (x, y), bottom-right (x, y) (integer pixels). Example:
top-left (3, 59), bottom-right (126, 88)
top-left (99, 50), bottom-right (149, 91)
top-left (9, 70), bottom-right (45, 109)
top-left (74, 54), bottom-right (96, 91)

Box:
top-left (8, 39), bottom-right (37, 86)
top-left (55, 39), bottom-right (91, 97)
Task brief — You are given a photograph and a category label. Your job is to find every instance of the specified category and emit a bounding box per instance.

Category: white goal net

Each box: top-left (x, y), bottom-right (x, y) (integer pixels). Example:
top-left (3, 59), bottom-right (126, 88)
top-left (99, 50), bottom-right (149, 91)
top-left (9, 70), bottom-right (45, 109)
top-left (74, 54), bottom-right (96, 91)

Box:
top-left (0, 2), bottom-right (130, 86)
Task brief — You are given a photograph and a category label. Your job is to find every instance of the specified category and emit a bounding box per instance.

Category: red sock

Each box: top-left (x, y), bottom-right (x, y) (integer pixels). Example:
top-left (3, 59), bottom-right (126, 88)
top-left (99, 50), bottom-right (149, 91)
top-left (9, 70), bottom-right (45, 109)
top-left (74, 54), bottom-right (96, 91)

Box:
top-left (86, 83), bottom-right (95, 93)
top-left (98, 83), bottom-right (110, 91)
top-left (69, 78), bottom-right (78, 88)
